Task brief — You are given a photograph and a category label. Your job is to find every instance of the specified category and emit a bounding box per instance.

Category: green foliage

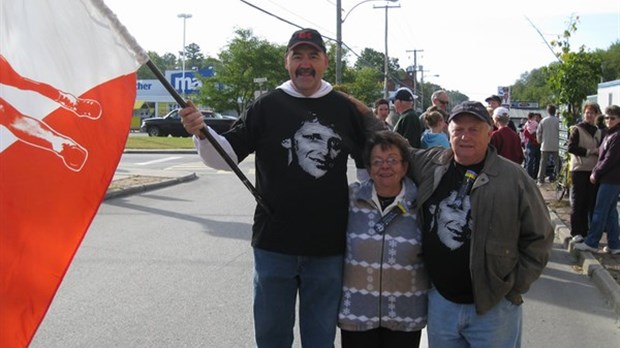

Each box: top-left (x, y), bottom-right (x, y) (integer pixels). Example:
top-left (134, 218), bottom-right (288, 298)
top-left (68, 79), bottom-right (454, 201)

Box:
top-left (138, 51), bottom-right (178, 79)
top-left (597, 41), bottom-right (620, 81)
top-left (346, 67), bottom-right (383, 105)
top-left (194, 29), bottom-right (288, 114)
top-left (184, 43), bottom-right (206, 70)
top-left (545, 15), bottom-right (603, 125)
top-left (546, 51), bottom-right (602, 125)
top-left (511, 68), bottom-right (554, 106)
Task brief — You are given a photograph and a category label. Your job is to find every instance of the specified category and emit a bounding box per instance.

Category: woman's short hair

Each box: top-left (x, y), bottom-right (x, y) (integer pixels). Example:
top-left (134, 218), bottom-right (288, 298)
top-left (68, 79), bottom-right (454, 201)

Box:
top-left (583, 101), bottom-right (601, 115)
top-left (363, 130), bottom-right (412, 175)
top-left (605, 104), bottom-right (620, 117)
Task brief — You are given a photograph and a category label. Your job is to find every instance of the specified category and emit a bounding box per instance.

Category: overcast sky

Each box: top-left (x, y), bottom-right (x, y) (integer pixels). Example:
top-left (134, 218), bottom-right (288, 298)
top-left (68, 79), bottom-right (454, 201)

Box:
top-left (104, 0), bottom-right (620, 102)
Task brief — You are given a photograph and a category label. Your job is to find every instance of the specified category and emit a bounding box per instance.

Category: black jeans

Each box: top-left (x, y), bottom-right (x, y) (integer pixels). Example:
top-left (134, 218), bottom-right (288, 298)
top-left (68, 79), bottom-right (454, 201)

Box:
top-left (570, 171), bottom-right (597, 237)
top-left (341, 327), bottom-right (422, 348)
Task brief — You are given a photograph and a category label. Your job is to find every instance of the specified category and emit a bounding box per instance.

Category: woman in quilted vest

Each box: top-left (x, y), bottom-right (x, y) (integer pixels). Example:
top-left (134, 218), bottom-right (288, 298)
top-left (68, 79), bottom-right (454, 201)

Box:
top-left (567, 102), bottom-right (603, 242)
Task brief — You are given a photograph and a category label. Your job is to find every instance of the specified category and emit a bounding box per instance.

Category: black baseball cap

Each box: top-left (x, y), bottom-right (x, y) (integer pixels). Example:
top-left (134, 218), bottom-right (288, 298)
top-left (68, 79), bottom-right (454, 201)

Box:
top-left (287, 28), bottom-right (326, 53)
top-left (485, 95), bottom-right (502, 104)
top-left (393, 88), bottom-right (415, 102)
top-left (448, 101), bottom-right (493, 126)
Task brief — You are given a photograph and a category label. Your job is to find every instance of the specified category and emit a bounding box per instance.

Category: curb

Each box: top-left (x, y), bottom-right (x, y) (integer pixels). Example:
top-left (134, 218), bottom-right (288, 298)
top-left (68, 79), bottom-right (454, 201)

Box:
top-left (551, 211), bottom-right (620, 316)
top-left (123, 149), bottom-right (197, 154)
top-left (104, 173), bottom-right (198, 200)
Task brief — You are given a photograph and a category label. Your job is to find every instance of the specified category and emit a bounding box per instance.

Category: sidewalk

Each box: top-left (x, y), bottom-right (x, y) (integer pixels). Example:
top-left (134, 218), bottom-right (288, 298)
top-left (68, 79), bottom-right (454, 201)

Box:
top-left (537, 183), bottom-right (620, 316)
top-left (105, 149), bottom-right (197, 200)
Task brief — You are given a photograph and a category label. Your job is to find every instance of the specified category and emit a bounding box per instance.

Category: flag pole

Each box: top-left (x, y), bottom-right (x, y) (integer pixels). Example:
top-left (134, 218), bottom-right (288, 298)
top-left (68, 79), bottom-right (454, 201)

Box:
top-left (146, 60), bottom-right (272, 215)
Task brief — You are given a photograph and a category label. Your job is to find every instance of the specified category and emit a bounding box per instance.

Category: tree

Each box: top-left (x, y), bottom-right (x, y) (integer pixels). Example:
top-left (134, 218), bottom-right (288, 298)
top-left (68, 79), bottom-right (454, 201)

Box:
top-left (597, 41), bottom-right (620, 82)
top-left (184, 43), bottom-right (206, 70)
top-left (137, 51), bottom-right (177, 79)
top-left (510, 68), bottom-right (554, 107)
top-left (347, 67), bottom-right (383, 105)
top-left (544, 15), bottom-right (602, 125)
top-left (195, 29), bottom-right (288, 114)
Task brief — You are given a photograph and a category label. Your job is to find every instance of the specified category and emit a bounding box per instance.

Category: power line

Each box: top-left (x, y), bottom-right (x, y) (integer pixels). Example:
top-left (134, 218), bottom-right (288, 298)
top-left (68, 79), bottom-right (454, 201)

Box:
top-left (238, 0), bottom-right (417, 93)
top-left (525, 16), bottom-right (562, 63)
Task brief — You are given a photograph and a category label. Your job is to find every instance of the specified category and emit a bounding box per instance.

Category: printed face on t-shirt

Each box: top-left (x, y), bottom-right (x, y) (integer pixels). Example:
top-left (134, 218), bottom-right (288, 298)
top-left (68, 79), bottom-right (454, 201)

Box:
top-left (281, 117), bottom-right (342, 178)
top-left (428, 190), bottom-right (472, 250)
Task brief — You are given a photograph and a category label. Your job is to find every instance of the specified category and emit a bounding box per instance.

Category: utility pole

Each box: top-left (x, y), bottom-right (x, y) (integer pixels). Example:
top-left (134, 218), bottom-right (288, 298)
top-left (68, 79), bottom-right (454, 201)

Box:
top-left (374, 3), bottom-right (400, 99)
top-left (336, 0), bottom-right (342, 84)
top-left (406, 49), bottom-right (423, 109)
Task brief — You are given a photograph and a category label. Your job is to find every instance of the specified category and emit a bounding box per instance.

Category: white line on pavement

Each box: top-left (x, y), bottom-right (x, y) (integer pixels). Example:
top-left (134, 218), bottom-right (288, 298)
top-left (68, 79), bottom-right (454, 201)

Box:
top-left (136, 156), bottom-right (182, 166)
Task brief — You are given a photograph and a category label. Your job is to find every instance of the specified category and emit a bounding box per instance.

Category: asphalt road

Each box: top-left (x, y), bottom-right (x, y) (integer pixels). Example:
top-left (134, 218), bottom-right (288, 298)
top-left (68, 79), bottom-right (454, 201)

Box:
top-left (30, 154), bottom-right (620, 347)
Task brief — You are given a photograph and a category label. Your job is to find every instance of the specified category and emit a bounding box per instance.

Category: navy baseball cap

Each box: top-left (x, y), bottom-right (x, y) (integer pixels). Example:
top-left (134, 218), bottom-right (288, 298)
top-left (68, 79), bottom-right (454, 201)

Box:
top-left (393, 88), bottom-right (415, 102)
top-left (448, 101), bottom-right (493, 126)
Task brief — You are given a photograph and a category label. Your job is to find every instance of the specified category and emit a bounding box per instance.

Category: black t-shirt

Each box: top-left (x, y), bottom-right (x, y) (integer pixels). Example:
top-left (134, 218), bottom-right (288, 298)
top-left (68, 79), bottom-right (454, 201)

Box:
top-left (223, 89), bottom-right (376, 256)
top-left (422, 161), bottom-right (484, 303)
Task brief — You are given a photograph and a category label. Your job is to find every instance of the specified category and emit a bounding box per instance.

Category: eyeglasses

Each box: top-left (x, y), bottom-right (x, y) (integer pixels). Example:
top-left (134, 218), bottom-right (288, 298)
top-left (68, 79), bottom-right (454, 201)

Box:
top-left (371, 157), bottom-right (403, 167)
top-left (604, 116), bottom-right (618, 121)
top-left (438, 100), bottom-right (449, 105)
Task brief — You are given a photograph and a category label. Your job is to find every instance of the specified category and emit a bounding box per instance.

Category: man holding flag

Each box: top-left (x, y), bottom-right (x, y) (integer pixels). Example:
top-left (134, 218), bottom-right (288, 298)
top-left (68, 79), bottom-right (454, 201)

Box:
top-left (180, 28), bottom-right (382, 347)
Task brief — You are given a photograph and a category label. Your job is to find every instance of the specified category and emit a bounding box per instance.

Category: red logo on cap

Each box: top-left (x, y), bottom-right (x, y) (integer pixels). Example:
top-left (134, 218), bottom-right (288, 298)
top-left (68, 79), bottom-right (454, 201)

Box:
top-left (298, 32), bottom-right (312, 39)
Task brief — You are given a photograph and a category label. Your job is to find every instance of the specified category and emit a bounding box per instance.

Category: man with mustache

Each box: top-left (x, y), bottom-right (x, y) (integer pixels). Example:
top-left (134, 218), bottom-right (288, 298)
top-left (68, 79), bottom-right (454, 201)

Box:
top-left (180, 28), bottom-right (382, 347)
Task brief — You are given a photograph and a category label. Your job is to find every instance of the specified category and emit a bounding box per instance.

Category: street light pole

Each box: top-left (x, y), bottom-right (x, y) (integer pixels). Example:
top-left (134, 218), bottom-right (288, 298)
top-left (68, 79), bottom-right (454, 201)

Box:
top-left (177, 13), bottom-right (192, 96)
top-left (420, 68), bottom-right (439, 110)
top-left (335, 0), bottom-right (398, 85)
top-left (374, 3), bottom-right (399, 99)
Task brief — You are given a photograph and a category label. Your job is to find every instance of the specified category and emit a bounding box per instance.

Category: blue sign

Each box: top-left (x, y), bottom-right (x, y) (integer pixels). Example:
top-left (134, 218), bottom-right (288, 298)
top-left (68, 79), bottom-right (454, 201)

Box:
top-left (165, 66), bottom-right (215, 95)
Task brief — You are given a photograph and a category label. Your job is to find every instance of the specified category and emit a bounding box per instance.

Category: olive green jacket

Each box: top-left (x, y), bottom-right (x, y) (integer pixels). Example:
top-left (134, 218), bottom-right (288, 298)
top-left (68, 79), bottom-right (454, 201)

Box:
top-left (409, 146), bottom-right (554, 314)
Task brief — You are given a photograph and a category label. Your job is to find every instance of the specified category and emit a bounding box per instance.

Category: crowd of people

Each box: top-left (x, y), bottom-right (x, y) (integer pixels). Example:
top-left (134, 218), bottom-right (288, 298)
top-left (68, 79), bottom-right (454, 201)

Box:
top-left (178, 27), bottom-right (618, 348)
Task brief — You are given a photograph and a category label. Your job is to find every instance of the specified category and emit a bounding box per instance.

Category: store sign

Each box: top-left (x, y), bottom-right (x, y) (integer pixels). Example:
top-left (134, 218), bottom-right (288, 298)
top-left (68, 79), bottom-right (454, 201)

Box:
top-left (165, 67), bottom-right (215, 95)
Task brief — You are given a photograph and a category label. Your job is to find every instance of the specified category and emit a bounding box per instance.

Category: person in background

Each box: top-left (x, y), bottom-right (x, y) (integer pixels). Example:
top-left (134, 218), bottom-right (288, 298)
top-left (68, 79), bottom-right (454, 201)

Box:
top-left (574, 105), bottom-right (620, 254)
top-left (567, 102), bottom-right (603, 243)
top-left (490, 106), bottom-right (524, 164)
top-left (179, 28), bottom-right (382, 348)
top-left (523, 112), bottom-right (541, 179)
top-left (536, 104), bottom-right (560, 185)
top-left (410, 100), bottom-right (553, 347)
top-left (421, 109), bottom-right (450, 149)
top-left (393, 87), bottom-right (422, 148)
top-left (374, 98), bottom-right (392, 130)
top-left (419, 90), bottom-right (450, 129)
top-left (485, 94), bottom-right (516, 132)
top-left (338, 130), bottom-right (428, 348)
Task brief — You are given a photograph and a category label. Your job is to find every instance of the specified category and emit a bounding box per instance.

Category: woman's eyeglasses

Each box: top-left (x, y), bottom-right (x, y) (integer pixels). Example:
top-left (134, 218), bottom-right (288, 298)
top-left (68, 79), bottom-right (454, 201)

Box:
top-left (604, 116), bottom-right (618, 121)
top-left (371, 157), bottom-right (403, 167)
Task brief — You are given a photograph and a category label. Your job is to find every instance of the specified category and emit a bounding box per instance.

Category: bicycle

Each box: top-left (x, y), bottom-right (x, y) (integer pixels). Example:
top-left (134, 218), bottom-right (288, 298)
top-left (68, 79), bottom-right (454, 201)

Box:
top-left (555, 153), bottom-right (571, 201)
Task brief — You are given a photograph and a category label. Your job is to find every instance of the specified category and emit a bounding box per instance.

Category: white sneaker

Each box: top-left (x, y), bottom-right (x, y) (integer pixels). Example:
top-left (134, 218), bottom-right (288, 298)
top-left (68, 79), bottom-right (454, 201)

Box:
top-left (603, 246), bottom-right (620, 255)
top-left (571, 235), bottom-right (584, 243)
top-left (573, 242), bottom-right (598, 253)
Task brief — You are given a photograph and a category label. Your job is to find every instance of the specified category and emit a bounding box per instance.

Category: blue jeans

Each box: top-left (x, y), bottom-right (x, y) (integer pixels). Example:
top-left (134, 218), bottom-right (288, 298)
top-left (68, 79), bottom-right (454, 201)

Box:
top-left (584, 183), bottom-right (620, 249)
top-left (525, 143), bottom-right (540, 179)
top-left (253, 248), bottom-right (344, 348)
top-left (427, 287), bottom-right (522, 348)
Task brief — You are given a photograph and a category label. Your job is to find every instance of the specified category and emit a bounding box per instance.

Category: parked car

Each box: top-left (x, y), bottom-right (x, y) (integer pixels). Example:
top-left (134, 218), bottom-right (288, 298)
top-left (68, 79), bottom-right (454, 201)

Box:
top-left (141, 109), bottom-right (236, 137)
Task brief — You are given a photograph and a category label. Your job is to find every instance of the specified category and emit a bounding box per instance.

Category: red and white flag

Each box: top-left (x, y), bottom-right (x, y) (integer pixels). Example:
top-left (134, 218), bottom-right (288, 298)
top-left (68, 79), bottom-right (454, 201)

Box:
top-left (0, 1), bottom-right (148, 346)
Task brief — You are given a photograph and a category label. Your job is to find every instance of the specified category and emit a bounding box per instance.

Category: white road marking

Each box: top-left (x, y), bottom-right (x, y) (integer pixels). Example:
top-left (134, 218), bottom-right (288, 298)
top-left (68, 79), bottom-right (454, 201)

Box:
top-left (136, 156), bottom-right (182, 166)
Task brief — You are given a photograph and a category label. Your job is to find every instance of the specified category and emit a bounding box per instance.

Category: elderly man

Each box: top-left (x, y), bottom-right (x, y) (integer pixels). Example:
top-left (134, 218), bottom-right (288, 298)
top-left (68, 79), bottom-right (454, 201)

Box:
top-left (393, 87), bottom-right (422, 148)
top-left (419, 90), bottom-right (450, 129)
top-left (410, 101), bottom-right (553, 347)
top-left (486, 94), bottom-right (516, 132)
top-left (490, 106), bottom-right (524, 164)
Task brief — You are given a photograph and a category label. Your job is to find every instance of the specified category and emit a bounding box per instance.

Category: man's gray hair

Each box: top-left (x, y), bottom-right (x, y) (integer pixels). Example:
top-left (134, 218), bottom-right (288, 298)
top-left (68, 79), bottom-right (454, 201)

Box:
top-left (431, 90), bottom-right (447, 101)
